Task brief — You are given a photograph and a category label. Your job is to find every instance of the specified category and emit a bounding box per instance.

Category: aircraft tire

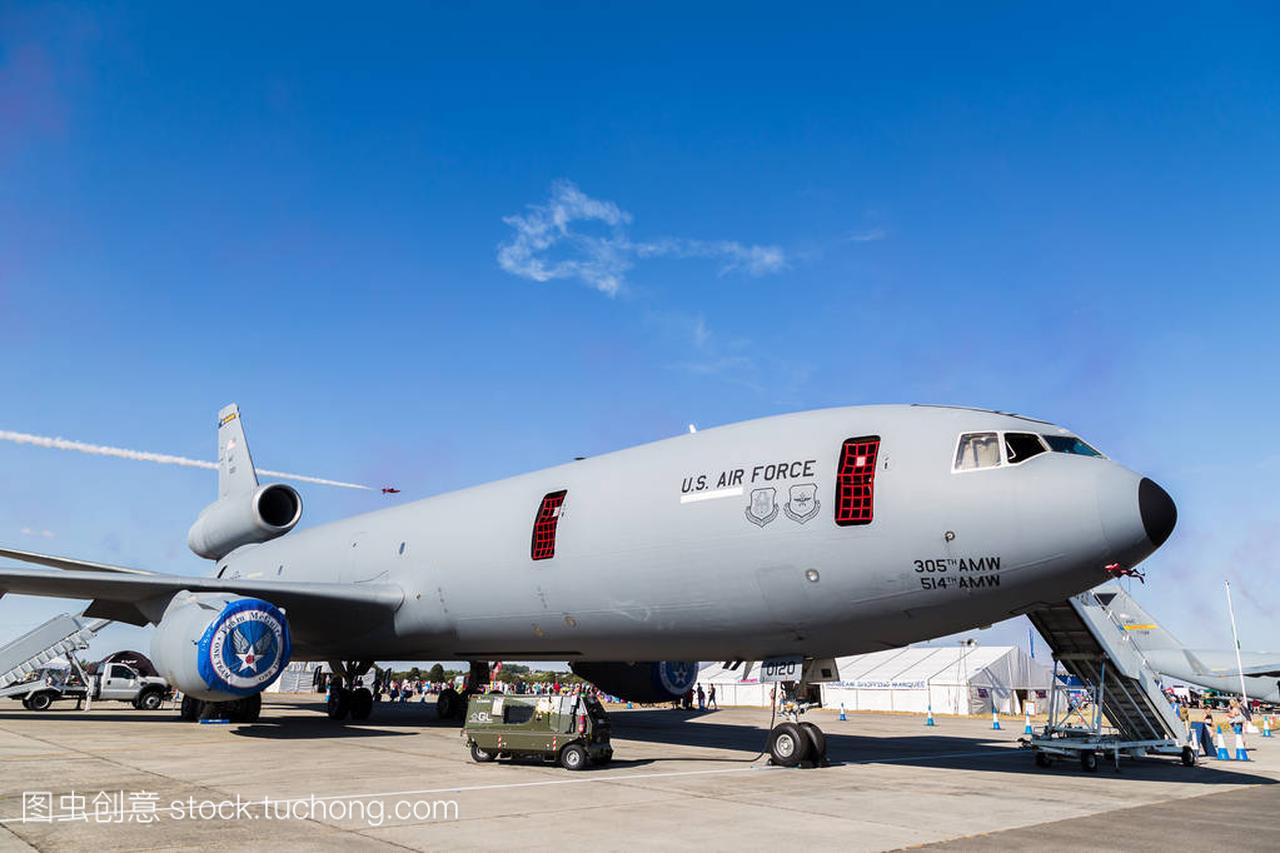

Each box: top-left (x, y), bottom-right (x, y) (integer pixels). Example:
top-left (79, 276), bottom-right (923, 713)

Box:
top-left (436, 688), bottom-right (462, 721)
top-left (768, 723), bottom-right (810, 767)
top-left (327, 687), bottom-right (351, 721)
top-left (799, 722), bottom-right (828, 765)
top-left (232, 693), bottom-right (261, 723)
top-left (350, 687), bottom-right (373, 720)
top-left (180, 695), bottom-right (202, 721)
top-left (559, 744), bottom-right (588, 771)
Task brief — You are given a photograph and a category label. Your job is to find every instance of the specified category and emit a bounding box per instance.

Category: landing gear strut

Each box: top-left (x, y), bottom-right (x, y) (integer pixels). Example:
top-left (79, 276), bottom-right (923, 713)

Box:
top-left (326, 659), bottom-right (375, 721)
top-left (437, 660), bottom-right (490, 724)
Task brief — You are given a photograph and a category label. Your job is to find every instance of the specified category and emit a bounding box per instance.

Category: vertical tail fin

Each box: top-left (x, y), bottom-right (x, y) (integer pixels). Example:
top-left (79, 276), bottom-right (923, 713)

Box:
top-left (216, 404), bottom-right (258, 499)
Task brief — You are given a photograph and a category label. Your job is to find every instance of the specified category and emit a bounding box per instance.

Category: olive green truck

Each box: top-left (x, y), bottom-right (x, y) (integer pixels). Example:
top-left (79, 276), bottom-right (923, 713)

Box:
top-left (463, 693), bottom-right (613, 770)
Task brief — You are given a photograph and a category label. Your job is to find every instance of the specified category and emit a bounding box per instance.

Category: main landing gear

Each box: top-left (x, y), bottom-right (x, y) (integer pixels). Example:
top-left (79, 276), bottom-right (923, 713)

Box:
top-left (767, 673), bottom-right (830, 768)
top-left (178, 692), bottom-right (261, 723)
top-left (437, 660), bottom-right (490, 723)
top-left (326, 659), bottom-right (375, 721)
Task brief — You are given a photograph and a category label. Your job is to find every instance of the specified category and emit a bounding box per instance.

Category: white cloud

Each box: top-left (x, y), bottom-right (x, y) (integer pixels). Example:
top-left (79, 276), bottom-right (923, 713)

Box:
top-left (498, 181), bottom-right (787, 295)
top-left (19, 527), bottom-right (54, 539)
top-left (845, 226), bottom-right (887, 243)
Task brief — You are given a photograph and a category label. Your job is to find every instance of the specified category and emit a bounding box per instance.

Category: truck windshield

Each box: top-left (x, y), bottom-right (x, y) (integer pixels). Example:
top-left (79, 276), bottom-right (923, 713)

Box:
top-left (584, 697), bottom-right (608, 723)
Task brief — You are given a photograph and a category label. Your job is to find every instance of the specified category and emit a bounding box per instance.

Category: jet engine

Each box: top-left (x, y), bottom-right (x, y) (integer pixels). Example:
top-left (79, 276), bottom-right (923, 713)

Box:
top-left (570, 661), bottom-right (700, 703)
top-left (186, 483), bottom-right (302, 560)
top-left (150, 592), bottom-right (292, 702)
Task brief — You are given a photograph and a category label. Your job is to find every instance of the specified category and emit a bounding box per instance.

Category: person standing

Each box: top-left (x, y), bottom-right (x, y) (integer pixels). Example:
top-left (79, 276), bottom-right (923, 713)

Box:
top-left (696, 684), bottom-right (706, 710)
top-left (708, 684), bottom-right (718, 710)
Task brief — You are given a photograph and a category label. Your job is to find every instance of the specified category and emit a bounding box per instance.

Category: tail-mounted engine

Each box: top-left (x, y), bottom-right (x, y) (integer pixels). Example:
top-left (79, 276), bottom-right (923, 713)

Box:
top-left (186, 483), bottom-right (302, 560)
top-left (570, 660), bottom-right (700, 703)
top-left (151, 592), bottom-right (292, 702)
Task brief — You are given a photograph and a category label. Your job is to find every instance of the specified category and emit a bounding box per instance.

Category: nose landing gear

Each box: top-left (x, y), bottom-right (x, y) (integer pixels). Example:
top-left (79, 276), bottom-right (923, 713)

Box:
top-left (766, 667), bottom-right (832, 768)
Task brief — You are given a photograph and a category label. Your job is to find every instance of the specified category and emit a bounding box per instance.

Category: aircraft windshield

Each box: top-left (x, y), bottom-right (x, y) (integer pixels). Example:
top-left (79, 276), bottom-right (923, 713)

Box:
top-left (954, 432), bottom-right (1001, 470)
top-left (1042, 435), bottom-right (1102, 457)
top-left (1004, 432), bottom-right (1047, 464)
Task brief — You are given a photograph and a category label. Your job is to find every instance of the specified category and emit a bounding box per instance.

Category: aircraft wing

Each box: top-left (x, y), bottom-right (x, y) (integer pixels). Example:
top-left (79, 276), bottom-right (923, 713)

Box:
top-left (1185, 649), bottom-right (1280, 680)
top-left (0, 546), bottom-right (154, 575)
top-left (0, 565), bottom-right (403, 634)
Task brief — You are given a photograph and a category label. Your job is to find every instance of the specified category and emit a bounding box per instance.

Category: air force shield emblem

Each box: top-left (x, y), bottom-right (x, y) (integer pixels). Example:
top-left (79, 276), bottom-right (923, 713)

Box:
top-left (784, 482), bottom-right (820, 523)
top-left (745, 487), bottom-right (779, 527)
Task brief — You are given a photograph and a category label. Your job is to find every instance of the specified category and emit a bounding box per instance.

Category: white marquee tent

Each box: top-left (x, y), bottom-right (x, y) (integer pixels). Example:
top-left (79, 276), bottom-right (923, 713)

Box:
top-left (699, 645), bottom-right (1054, 715)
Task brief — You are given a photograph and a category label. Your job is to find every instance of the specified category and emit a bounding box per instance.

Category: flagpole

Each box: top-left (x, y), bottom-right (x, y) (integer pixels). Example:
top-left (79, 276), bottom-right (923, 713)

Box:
top-left (1224, 580), bottom-right (1250, 705)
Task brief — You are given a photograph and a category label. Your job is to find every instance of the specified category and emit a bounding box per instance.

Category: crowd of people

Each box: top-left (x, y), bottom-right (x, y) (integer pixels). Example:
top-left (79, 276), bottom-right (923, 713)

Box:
top-left (310, 667), bottom-right (624, 703)
top-left (1180, 696), bottom-right (1254, 754)
top-left (309, 667), bottom-right (733, 711)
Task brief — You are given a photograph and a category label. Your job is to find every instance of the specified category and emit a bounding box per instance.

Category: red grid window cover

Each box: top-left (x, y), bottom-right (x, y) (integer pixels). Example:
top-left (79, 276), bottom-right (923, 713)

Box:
top-left (531, 490), bottom-right (567, 560)
top-left (834, 436), bottom-right (880, 526)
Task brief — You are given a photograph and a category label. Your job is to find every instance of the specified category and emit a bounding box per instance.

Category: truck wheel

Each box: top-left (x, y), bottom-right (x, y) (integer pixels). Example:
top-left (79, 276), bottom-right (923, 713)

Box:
top-left (28, 692), bottom-right (53, 711)
top-left (595, 748), bottom-right (614, 765)
top-left (1034, 751), bottom-right (1052, 768)
top-left (137, 690), bottom-right (164, 711)
top-left (21, 697), bottom-right (32, 710)
top-left (768, 723), bottom-right (810, 767)
top-left (350, 688), bottom-right (373, 721)
top-left (560, 744), bottom-right (588, 771)
top-left (470, 742), bottom-right (497, 763)
top-left (180, 695), bottom-right (203, 722)
top-left (1181, 746), bottom-right (1196, 767)
top-left (1080, 751), bottom-right (1099, 773)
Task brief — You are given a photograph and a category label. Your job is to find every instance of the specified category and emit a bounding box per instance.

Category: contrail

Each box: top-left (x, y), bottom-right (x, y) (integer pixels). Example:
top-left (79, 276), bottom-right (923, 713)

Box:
top-left (0, 429), bottom-right (373, 491)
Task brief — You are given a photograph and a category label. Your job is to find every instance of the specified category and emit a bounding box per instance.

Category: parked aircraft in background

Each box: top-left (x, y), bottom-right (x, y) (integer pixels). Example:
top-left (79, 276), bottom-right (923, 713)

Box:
top-left (1094, 583), bottom-right (1279, 703)
top-left (0, 402), bottom-right (1176, 763)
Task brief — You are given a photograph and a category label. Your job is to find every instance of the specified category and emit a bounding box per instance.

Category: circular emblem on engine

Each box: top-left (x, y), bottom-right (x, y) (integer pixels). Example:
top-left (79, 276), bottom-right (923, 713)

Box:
top-left (196, 598), bottom-right (292, 696)
top-left (657, 660), bottom-right (699, 696)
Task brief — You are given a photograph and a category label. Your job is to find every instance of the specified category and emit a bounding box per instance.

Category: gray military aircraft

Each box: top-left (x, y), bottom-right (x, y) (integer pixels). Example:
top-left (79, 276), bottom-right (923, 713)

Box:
top-left (1094, 583), bottom-right (1279, 703)
top-left (0, 403), bottom-right (1176, 760)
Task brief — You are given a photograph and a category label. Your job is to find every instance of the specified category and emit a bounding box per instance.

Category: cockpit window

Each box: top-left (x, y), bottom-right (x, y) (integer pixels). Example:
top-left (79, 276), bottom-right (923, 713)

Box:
top-left (1043, 435), bottom-right (1102, 457)
top-left (954, 432), bottom-right (1001, 470)
top-left (1004, 432), bottom-right (1047, 465)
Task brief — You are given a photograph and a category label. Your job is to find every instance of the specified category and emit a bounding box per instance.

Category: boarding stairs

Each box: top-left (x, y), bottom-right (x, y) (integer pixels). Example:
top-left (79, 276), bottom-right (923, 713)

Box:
top-left (0, 613), bottom-right (109, 697)
top-left (1026, 589), bottom-right (1188, 768)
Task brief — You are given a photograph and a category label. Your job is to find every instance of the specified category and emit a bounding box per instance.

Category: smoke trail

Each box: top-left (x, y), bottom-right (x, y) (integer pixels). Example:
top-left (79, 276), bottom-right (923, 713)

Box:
top-left (0, 429), bottom-right (373, 491)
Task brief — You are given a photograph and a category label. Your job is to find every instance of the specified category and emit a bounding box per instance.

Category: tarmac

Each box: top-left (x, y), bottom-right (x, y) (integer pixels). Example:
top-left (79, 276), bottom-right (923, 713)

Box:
top-left (0, 696), bottom-right (1275, 851)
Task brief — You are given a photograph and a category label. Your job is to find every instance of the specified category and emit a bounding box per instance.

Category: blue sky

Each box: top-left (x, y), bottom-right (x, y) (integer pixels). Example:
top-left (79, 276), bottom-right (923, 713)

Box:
top-left (1, 3), bottom-right (1277, 663)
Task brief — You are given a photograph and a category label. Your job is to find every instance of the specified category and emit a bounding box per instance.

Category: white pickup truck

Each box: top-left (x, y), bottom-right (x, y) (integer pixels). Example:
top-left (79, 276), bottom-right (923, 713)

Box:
top-left (14, 663), bottom-right (170, 711)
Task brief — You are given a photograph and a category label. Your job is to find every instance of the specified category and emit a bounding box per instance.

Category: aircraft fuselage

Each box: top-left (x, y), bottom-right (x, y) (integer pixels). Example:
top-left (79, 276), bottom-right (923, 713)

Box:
top-left (217, 404), bottom-right (1171, 663)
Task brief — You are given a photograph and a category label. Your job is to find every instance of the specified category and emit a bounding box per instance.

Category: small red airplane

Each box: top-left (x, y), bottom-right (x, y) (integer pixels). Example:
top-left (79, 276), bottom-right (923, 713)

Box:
top-left (381, 487), bottom-right (401, 495)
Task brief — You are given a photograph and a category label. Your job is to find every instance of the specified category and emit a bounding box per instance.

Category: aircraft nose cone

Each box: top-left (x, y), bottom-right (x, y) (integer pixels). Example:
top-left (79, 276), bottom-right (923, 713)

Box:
top-left (1138, 477), bottom-right (1177, 549)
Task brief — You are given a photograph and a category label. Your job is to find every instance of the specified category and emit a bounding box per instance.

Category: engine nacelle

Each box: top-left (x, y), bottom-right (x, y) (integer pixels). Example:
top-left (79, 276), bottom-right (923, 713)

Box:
top-left (151, 592), bottom-right (292, 702)
top-left (570, 661), bottom-right (700, 703)
top-left (186, 483), bottom-right (302, 560)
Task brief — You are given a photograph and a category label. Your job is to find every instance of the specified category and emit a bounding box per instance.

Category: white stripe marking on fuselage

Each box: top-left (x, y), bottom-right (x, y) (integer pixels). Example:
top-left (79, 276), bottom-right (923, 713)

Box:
top-left (679, 486), bottom-right (745, 504)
